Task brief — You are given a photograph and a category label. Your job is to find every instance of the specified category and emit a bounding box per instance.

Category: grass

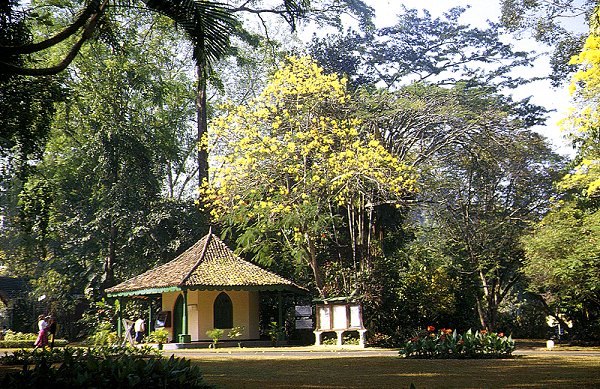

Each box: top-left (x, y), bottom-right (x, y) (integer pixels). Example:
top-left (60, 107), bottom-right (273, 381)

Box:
top-left (191, 354), bottom-right (600, 388)
top-left (0, 343), bottom-right (598, 388)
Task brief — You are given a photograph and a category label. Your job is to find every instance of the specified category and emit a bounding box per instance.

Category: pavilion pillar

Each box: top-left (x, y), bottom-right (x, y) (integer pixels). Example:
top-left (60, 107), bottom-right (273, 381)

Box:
top-left (179, 289), bottom-right (191, 343)
top-left (117, 298), bottom-right (122, 338)
top-left (148, 297), bottom-right (153, 335)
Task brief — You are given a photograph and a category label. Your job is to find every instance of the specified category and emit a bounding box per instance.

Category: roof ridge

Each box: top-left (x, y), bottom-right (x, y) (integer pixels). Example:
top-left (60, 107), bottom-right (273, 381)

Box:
top-left (179, 231), bottom-right (213, 287)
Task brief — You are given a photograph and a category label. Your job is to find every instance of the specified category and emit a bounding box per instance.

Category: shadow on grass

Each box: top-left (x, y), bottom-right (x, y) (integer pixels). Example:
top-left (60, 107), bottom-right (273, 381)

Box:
top-left (193, 355), bottom-right (600, 389)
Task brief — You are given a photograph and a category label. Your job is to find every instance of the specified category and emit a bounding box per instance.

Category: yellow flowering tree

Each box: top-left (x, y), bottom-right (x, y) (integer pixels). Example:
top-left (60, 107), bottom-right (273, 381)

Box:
top-left (522, 9), bottom-right (600, 337)
top-left (562, 11), bottom-right (600, 197)
top-left (201, 57), bottom-right (416, 295)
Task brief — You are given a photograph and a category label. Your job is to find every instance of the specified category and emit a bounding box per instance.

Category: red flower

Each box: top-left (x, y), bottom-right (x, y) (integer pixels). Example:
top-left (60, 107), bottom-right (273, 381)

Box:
top-left (442, 328), bottom-right (453, 335)
top-left (480, 329), bottom-right (487, 335)
top-left (498, 332), bottom-right (504, 338)
top-left (427, 325), bottom-right (435, 332)
top-left (458, 339), bottom-right (464, 345)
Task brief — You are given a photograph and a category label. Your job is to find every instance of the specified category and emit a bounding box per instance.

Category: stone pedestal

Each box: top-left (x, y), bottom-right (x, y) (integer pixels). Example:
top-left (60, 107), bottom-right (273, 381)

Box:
top-left (358, 330), bottom-right (367, 348)
top-left (314, 331), bottom-right (323, 346)
top-left (336, 330), bottom-right (344, 347)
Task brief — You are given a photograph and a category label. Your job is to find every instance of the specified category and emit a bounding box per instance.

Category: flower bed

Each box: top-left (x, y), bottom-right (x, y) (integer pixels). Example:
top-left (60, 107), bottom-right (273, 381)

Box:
top-left (399, 327), bottom-right (515, 358)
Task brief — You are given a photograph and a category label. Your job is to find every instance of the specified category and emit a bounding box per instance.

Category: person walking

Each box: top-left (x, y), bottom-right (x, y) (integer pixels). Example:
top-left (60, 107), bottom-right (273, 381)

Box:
top-left (33, 314), bottom-right (48, 350)
top-left (47, 316), bottom-right (58, 350)
top-left (134, 317), bottom-right (145, 344)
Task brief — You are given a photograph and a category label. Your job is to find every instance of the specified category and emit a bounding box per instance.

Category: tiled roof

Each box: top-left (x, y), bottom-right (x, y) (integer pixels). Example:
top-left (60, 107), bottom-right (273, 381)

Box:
top-left (106, 232), bottom-right (306, 296)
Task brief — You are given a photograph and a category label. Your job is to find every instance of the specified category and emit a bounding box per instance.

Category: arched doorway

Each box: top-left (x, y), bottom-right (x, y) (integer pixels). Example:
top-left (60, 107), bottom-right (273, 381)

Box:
top-left (172, 294), bottom-right (184, 341)
top-left (213, 292), bottom-right (233, 329)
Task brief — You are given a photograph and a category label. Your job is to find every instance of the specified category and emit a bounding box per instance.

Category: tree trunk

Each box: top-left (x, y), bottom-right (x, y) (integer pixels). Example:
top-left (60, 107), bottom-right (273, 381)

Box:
top-left (102, 218), bottom-right (117, 293)
top-left (476, 296), bottom-right (488, 330)
top-left (306, 234), bottom-right (325, 297)
top-left (196, 64), bottom-right (209, 190)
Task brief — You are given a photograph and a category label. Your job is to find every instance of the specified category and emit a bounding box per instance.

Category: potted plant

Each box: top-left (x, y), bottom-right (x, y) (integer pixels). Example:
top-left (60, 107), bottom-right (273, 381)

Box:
top-left (206, 328), bottom-right (224, 349)
top-left (148, 328), bottom-right (169, 350)
top-left (227, 326), bottom-right (245, 348)
top-left (267, 322), bottom-right (282, 347)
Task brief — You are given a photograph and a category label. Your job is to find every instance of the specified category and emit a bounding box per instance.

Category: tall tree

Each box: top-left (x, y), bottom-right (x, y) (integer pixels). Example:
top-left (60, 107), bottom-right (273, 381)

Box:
top-left (309, 6), bottom-right (535, 90)
top-left (522, 6), bottom-right (600, 339)
top-left (201, 57), bottom-right (416, 296)
top-left (425, 123), bottom-right (564, 331)
top-left (2, 9), bottom-right (206, 297)
top-left (500, 0), bottom-right (595, 86)
top-left (1, 0), bottom-right (372, 185)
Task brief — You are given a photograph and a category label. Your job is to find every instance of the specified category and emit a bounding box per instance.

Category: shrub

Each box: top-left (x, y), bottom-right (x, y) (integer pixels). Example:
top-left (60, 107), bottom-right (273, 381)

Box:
top-left (0, 346), bottom-right (211, 388)
top-left (1, 347), bottom-right (69, 365)
top-left (227, 326), bottom-right (245, 347)
top-left (399, 327), bottom-right (515, 359)
top-left (147, 328), bottom-right (169, 344)
top-left (320, 332), bottom-right (360, 346)
top-left (206, 328), bottom-right (224, 348)
top-left (3, 331), bottom-right (37, 341)
top-left (86, 321), bottom-right (118, 346)
top-left (267, 322), bottom-right (282, 344)
top-left (0, 339), bottom-right (69, 349)
top-left (0, 345), bottom-right (160, 366)
top-left (227, 326), bottom-right (244, 340)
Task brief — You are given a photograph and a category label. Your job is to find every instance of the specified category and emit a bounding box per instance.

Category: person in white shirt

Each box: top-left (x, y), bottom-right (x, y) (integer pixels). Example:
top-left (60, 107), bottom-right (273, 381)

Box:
top-left (33, 314), bottom-right (48, 350)
top-left (134, 317), bottom-right (145, 344)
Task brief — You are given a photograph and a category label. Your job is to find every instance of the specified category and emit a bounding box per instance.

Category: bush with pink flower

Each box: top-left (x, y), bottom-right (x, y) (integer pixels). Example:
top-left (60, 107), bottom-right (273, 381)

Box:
top-left (399, 326), bottom-right (515, 358)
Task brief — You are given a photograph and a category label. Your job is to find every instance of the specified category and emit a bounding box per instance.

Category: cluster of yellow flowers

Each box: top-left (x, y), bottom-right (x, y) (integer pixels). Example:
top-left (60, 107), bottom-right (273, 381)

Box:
top-left (201, 56), bottom-right (417, 221)
top-left (569, 35), bottom-right (600, 97)
top-left (559, 16), bottom-right (600, 198)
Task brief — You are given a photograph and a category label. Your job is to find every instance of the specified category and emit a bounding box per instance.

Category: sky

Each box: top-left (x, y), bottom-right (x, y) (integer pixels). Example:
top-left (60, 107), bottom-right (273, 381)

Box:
top-left (364, 0), bottom-right (585, 156)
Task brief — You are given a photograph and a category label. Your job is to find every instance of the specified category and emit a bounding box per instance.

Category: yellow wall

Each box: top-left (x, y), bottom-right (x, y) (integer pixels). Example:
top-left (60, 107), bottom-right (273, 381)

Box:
top-left (161, 292), bottom-right (177, 343)
top-left (186, 292), bottom-right (199, 340)
top-left (161, 290), bottom-right (260, 341)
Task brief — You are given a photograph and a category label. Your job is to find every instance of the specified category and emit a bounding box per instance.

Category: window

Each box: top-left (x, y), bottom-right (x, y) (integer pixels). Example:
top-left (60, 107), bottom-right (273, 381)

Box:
top-left (213, 292), bottom-right (233, 329)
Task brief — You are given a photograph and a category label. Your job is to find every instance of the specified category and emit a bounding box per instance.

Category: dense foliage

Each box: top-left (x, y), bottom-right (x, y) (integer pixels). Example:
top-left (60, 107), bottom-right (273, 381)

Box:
top-left (0, 346), bottom-right (210, 388)
top-left (1, 0), bottom-right (598, 344)
top-left (521, 10), bottom-right (600, 340)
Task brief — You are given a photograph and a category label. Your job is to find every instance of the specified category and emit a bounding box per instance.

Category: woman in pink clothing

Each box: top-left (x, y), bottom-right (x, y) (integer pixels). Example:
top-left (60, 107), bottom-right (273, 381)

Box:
top-left (33, 314), bottom-right (49, 350)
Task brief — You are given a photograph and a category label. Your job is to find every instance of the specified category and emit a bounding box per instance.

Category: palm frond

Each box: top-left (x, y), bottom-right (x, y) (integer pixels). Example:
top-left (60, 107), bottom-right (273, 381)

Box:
top-left (141, 0), bottom-right (237, 66)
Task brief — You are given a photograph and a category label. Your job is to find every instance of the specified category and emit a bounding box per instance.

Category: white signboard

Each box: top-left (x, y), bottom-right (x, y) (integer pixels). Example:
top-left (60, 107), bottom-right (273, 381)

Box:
top-left (350, 305), bottom-right (361, 328)
top-left (319, 307), bottom-right (331, 330)
top-left (295, 305), bottom-right (312, 317)
top-left (295, 318), bottom-right (313, 329)
top-left (333, 305), bottom-right (347, 329)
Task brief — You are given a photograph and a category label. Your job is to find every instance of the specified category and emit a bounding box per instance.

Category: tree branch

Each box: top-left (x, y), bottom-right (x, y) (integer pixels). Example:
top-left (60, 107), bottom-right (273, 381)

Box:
top-left (0, 0), bottom-right (101, 55)
top-left (0, 0), bottom-right (108, 76)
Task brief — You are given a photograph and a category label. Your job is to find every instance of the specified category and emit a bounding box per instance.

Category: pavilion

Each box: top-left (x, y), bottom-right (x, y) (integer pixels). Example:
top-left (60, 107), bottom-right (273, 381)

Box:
top-left (106, 230), bottom-right (307, 343)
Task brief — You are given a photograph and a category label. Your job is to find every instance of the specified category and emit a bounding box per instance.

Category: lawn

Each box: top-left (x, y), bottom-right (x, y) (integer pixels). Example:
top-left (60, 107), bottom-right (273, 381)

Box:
top-left (1, 345), bottom-right (598, 388)
top-left (192, 354), bottom-right (600, 388)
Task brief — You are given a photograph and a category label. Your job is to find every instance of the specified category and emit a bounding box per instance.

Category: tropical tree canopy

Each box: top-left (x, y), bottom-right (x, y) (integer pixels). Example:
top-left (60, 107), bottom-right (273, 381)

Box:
top-left (201, 56), bottom-right (417, 295)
